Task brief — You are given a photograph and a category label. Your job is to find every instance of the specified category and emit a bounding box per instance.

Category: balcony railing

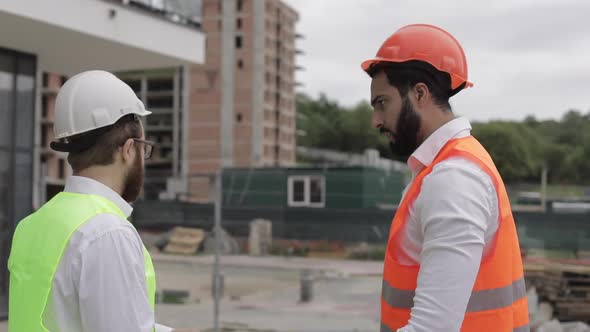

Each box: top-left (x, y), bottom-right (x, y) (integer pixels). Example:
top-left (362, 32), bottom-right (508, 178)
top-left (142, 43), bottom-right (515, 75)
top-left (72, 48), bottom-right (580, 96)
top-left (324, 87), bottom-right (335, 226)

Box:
top-left (104, 0), bottom-right (202, 29)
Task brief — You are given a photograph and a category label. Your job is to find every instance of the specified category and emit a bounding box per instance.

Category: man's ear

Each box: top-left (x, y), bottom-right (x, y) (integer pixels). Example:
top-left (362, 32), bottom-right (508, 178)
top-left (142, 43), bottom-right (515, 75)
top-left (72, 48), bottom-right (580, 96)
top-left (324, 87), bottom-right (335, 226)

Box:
top-left (412, 83), bottom-right (432, 108)
top-left (414, 83), bottom-right (428, 101)
top-left (120, 138), bottom-right (136, 165)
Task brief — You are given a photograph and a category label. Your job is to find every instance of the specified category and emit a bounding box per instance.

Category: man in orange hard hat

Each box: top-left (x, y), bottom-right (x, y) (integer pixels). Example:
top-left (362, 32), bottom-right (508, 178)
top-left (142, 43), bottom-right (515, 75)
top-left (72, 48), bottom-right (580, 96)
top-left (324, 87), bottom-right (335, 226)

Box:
top-left (362, 24), bottom-right (529, 331)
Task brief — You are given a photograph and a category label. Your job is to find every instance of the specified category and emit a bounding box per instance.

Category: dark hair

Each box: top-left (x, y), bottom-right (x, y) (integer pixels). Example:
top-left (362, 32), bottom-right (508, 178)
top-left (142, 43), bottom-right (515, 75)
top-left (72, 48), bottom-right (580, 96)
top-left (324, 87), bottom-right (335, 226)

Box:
top-left (366, 60), bottom-right (453, 110)
top-left (67, 114), bottom-right (142, 173)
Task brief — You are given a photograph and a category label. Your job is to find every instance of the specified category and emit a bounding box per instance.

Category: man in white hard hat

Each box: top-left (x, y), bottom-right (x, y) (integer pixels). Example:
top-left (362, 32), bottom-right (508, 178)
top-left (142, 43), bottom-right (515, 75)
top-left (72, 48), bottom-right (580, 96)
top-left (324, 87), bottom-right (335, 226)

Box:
top-left (8, 70), bottom-right (198, 332)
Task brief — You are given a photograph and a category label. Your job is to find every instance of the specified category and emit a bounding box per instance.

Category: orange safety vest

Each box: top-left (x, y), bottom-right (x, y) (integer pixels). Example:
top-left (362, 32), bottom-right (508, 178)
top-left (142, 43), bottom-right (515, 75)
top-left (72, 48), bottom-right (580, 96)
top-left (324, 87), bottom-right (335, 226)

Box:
top-left (381, 136), bottom-right (529, 332)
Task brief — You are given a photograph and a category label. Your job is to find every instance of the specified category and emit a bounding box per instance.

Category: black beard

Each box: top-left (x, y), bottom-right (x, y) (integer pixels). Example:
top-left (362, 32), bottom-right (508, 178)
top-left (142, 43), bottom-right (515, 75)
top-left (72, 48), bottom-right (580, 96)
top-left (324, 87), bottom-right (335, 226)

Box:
top-left (389, 96), bottom-right (421, 160)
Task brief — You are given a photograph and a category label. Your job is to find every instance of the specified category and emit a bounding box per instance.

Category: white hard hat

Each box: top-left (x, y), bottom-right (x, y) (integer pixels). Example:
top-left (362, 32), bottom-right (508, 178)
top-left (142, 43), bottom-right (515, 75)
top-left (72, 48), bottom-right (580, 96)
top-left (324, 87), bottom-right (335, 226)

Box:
top-left (53, 70), bottom-right (150, 140)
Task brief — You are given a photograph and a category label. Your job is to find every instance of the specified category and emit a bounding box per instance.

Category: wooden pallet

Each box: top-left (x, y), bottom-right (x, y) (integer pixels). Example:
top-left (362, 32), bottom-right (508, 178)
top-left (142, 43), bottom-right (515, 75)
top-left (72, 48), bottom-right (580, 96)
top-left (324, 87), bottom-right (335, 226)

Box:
top-left (525, 261), bottom-right (590, 322)
top-left (163, 227), bottom-right (205, 255)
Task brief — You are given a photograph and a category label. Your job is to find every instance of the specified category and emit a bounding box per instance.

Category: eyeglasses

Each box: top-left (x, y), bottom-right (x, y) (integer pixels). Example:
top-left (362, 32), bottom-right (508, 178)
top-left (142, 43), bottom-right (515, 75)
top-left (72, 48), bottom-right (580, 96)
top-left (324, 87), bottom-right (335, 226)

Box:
top-left (132, 139), bottom-right (155, 160)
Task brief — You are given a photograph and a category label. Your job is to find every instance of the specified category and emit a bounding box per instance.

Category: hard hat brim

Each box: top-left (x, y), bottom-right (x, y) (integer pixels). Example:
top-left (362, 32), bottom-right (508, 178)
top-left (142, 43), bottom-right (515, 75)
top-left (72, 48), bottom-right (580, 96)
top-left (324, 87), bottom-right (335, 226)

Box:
top-left (137, 109), bottom-right (152, 117)
top-left (361, 58), bottom-right (384, 73)
top-left (53, 109), bottom-right (152, 140)
top-left (50, 109), bottom-right (152, 152)
top-left (360, 58), bottom-right (474, 90)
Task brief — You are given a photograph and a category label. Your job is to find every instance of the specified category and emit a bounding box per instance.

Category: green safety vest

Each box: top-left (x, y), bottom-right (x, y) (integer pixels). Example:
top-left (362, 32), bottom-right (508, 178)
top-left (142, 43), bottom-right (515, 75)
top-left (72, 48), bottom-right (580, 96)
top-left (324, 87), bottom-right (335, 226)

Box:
top-left (8, 192), bottom-right (156, 332)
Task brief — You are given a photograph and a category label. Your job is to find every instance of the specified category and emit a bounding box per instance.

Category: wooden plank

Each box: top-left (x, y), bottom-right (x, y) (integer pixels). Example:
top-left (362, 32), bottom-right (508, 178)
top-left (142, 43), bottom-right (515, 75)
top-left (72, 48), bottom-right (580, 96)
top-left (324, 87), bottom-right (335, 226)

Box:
top-left (163, 227), bottom-right (205, 255)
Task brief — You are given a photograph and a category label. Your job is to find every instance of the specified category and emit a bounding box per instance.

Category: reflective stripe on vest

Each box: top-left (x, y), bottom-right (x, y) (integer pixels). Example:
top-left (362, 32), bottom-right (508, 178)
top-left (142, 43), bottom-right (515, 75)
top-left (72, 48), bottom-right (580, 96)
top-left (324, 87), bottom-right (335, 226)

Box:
top-left (380, 136), bottom-right (529, 332)
top-left (8, 192), bottom-right (156, 332)
top-left (382, 277), bottom-right (526, 312)
top-left (380, 323), bottom-right (530, 332)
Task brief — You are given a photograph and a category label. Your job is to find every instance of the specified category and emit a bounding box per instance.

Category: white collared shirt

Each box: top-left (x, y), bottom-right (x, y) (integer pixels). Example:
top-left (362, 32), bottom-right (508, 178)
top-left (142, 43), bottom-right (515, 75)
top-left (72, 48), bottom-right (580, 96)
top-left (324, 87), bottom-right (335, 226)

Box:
top-left (396, 117), bottom-right (499, 332)
top-left (42, 176), bottom-right (172, 332)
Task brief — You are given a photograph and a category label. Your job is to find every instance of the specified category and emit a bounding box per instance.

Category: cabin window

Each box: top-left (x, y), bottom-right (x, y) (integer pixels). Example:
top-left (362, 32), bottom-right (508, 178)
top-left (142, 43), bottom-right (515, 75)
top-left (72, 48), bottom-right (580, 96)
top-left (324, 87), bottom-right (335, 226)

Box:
top-left (288, 176), bottom-right (325, 208)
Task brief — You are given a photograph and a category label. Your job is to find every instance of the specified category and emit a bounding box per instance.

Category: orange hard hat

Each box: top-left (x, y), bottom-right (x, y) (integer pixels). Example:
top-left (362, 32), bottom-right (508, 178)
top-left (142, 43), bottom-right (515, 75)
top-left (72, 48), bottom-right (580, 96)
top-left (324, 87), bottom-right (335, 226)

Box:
top-left (361, 24), bottom-right (473, 93)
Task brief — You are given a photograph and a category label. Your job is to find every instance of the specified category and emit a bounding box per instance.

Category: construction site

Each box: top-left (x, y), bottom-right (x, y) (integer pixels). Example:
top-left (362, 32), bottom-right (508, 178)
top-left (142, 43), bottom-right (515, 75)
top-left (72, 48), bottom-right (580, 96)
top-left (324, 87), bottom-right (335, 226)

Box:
top-left (1, 0), bottom-right (590, 331)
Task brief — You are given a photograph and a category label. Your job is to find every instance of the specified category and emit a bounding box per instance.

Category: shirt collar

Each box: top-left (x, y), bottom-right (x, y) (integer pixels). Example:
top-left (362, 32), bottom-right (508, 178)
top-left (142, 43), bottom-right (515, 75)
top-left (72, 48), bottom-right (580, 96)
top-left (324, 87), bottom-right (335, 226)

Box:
top-left (64, 176), bottom-right (133, 217)
top-left (407, 117), bottom-right (472, 173)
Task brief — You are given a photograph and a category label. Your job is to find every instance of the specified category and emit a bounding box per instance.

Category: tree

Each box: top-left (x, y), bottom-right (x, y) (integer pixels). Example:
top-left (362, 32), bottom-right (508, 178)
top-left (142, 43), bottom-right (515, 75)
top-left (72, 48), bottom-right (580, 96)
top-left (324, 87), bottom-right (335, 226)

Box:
top-left (562, 136), bottom-right (590, 183)
top-left (296, 93), bottom-right (390, 156)
top-left (556, 110), bottom-right (587, 145)
top-left (297, 92), bottom-right (590, 185)
top-left (472, 122), bottom-right (539, 182)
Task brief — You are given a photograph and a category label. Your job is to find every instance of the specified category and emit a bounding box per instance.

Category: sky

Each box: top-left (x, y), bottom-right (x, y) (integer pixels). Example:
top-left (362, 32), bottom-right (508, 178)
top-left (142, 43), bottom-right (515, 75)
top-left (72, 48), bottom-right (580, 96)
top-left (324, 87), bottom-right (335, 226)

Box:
top-left (282, 0), bottom-right (590, 122)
